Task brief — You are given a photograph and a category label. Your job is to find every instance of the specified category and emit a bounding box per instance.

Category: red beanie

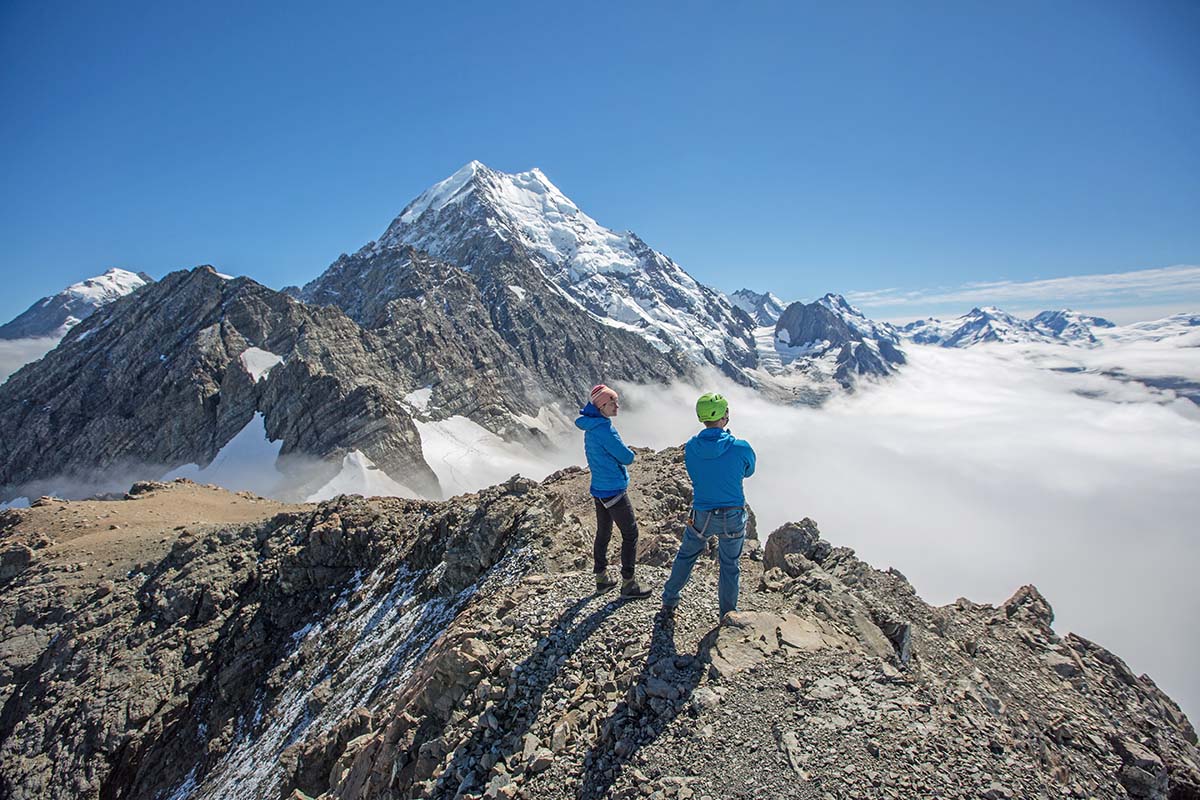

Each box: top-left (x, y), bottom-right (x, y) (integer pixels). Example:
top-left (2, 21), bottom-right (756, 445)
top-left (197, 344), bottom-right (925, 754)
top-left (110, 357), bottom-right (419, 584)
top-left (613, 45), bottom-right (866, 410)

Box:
top-left (590, 384), bottom-right (618, 405)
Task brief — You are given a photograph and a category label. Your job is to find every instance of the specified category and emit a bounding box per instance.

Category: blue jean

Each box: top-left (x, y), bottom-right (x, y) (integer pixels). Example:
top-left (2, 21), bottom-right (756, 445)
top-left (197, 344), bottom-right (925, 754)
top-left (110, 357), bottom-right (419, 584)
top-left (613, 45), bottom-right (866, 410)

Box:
top-left (661, 507), bottom-right (746, 617)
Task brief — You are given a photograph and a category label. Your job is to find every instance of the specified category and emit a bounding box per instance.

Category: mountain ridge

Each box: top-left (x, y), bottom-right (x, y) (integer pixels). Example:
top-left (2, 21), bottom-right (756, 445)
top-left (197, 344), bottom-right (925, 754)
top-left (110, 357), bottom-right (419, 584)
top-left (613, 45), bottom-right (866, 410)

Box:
top-left (0, 450), bottom-right (1195, 799)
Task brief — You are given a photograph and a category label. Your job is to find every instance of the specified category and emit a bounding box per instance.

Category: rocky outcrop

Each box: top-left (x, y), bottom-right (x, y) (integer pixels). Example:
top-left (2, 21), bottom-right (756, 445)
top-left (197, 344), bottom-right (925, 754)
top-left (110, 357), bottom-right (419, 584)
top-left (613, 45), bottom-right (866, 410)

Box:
top-left (0, 449), bottom-right (1196, 800)
top-left (0, 266), bottom-right (441, 500)
top-left (301, 243), bottom-right (688, 433)
top-left (775, 294), bottom-right (906, 387)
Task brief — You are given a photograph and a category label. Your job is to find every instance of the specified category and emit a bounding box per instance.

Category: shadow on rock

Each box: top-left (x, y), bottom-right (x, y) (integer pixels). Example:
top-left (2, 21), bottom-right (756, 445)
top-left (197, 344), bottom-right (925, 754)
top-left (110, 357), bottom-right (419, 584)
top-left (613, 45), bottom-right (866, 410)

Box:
top-left (578, 612), bottom-right (705, 800)
top-left (437, 592), bottom-right (620, 798)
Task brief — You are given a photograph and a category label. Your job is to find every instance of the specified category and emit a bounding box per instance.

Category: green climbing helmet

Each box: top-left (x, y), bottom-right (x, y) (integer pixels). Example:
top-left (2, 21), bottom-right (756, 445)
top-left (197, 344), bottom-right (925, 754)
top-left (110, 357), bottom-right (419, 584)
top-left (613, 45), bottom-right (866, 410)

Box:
top-left (695, 392), bottom-right (729, 422)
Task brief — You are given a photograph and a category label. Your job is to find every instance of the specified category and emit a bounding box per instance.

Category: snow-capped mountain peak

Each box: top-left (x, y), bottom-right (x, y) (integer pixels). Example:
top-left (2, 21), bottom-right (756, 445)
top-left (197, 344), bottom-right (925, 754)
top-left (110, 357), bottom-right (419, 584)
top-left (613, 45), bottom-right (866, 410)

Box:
top-left (1030, 309), bottom-right (1115, 344)
top-left (381, 161), bottom-right (642, 279)
top-left (303, 162), bottom-right (905, 397)
top-left (362, 161), bottom-right (757, 374)
top-left (729, 289), bottom-right (788, 325)
top-left (0, 267), bottom-right (153, 341)
top-left (816, 292), bottom-right (902, 344)
top-left (901, 306), bottom-right (1119, 347)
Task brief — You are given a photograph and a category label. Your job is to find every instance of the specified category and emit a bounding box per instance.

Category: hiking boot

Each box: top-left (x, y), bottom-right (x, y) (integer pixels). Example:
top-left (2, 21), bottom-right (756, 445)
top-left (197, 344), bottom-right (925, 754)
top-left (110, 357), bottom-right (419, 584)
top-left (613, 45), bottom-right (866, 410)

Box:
top-left (595, 571), bottom-right (618, 593)
top-left (619, 577), bottom-right (652, 600)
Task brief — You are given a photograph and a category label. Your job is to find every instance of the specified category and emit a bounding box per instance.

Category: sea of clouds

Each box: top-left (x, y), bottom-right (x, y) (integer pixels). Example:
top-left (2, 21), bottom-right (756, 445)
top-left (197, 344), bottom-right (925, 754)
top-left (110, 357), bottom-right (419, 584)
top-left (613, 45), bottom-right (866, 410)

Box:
top-left (610, 339), bottom-right (1200, 723)
top-left (0, 336), bottom-right (59, 383)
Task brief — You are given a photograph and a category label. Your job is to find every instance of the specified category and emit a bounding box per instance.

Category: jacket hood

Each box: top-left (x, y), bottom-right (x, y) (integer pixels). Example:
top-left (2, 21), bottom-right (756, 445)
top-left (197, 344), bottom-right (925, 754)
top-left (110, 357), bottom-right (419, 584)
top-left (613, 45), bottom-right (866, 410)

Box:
top-left (575, 402), bottom-right (609, 431)
top-left (689, 427), bottom-right (736, 459)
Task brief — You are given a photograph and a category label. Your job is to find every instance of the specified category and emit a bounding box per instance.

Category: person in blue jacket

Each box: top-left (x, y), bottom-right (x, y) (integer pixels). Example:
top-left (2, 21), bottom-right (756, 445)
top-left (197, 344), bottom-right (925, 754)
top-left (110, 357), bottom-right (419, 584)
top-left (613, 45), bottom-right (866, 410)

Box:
top-left (661, 392), bottom-right (756, 618)
top-left (574, 384), bottom-right (652, 599)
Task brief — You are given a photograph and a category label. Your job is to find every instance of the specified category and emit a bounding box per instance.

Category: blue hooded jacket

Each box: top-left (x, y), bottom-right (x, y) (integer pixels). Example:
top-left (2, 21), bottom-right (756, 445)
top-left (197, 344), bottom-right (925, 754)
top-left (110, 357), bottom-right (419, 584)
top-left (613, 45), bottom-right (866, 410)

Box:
top-left (574, 403), bottom-right (635, 498)
top-left (685, 427), bottom-right (756, 510)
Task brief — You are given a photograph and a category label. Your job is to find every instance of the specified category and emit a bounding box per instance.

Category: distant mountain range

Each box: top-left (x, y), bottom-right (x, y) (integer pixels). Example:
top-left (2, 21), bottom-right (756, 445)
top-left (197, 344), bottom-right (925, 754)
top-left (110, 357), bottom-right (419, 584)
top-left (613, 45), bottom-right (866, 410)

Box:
top-left (5, 162), bottom-right (1193, 503)
top-left (900, 307), bottom-right (1118, 347)
top-left (0, 163), bottom-right (903, 502)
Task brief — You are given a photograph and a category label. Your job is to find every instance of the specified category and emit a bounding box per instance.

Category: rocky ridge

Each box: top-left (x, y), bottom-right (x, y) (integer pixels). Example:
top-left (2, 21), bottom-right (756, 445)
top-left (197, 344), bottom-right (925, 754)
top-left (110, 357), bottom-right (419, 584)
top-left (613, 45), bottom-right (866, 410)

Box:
top-left (773, 294), bottom-right (907, 388)
top-left (1, 449), bottom-right (1196, 800)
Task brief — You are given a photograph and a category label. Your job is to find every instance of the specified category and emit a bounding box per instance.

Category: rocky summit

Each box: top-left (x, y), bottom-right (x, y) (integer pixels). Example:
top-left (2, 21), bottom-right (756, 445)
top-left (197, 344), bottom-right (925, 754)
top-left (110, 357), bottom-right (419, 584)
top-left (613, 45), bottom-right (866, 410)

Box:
top-left (1, 449), bottom-right (1195, 800)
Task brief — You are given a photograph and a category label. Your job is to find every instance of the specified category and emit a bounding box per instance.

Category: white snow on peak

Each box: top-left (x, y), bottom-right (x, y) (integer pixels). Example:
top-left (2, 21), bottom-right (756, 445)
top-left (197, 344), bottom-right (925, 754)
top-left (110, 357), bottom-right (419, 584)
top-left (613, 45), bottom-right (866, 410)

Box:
top-left (61, 268), bottom-right (149, 305)
top-left (377, 162), bottom-right (755, 370)
top-left (389, 161), bottom-right (641, 278)
top-left (817, 293), bottom-right (901, 343)
top-left (398, 160), bottom-right (487, 224)
top-left (238, 347), bottom-right (283, 382)
top-left (304, 450), bottom-right (421, 502)
top-left (730, 289), bottom-right (788, 325)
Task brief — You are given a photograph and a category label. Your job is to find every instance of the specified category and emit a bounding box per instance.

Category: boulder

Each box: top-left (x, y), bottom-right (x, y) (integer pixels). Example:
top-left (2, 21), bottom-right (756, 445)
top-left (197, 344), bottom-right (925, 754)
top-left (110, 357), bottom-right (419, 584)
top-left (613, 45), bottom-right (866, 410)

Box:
top-left (763, 518), bottom-right (832, 573)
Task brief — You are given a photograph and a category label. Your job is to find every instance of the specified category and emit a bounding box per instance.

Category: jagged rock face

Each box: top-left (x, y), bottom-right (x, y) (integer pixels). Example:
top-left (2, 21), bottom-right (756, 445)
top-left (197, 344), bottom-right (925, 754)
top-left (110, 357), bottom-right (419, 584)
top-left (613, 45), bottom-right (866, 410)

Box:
top-left (0, 266), bottom-right (439, 500)
top-left (302, 243), bottom-right (689, 425)
top-left (774, 294), bottom-right (906, 387)
top-left (0, 477), bottom-right (554, 800)
top-left (1, 450), bottom-right (1196, 800)
top-left (0, 268), bottom-right (152, 340)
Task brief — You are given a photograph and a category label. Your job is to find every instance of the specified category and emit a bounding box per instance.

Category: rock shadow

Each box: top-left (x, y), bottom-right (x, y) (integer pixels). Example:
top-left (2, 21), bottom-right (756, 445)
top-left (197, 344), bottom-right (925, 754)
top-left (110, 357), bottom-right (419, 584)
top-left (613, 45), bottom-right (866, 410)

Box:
top-left (437, 591), bottom-right (620, 798)
top-left (578, 612), bottom-right (705, 800)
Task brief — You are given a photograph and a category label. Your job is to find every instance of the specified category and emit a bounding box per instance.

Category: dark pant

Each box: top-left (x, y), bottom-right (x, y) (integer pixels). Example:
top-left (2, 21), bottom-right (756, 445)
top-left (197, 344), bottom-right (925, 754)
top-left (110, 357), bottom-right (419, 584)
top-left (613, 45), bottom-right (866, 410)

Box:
top-left (593, 494), bottom-right (638, 580)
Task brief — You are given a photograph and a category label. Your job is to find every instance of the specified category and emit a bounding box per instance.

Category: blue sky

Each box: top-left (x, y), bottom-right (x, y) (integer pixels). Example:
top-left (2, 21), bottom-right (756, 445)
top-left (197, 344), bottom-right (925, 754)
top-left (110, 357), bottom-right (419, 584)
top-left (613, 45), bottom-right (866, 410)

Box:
top-left (2, 0), bottom-right (1198, 324)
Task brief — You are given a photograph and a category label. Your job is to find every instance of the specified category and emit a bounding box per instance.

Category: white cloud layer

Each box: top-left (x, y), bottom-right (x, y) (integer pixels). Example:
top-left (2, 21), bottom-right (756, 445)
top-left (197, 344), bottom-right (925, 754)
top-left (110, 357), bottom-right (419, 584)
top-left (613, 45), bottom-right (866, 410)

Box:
top-left (609, 342), bottom-right (1200, 723)
top-left (846, 264), bottom-right (1200, 319)
top-left (0, 336), bottom-right (60, 384)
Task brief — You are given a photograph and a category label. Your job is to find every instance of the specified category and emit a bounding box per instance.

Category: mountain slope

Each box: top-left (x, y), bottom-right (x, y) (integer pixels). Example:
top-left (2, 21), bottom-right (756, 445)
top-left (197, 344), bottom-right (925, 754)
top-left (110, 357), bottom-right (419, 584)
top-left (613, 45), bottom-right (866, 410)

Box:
top-left (0, 268), bottom-right (152, 340)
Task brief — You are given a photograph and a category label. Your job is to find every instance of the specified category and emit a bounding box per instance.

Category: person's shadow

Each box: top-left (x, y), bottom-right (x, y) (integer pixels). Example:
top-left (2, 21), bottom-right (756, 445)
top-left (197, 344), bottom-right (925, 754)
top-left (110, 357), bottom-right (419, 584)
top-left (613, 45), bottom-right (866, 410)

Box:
top-left (577, 611), bottom-right (705, 800)
top-left (435, 592), bottom-right (620, 798)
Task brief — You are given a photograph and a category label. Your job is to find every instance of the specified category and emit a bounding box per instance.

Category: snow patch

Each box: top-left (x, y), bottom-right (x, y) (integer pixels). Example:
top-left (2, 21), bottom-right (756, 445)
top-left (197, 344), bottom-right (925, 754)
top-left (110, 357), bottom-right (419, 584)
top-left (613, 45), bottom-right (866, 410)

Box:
top-left (404, 385), bottom-right (434, 413)
top-left (165, 413), bottom-right (284, 496)
top-left (507, 284), bottom-right (527, 302)
top-left (415, 415), bottom-right (576, 497)
top-left (0, 497), bottom-right (30, 510)
top-left (238, 347), bottom-right (283, 383)
top-left (304, 450), bottom-right (421, 502)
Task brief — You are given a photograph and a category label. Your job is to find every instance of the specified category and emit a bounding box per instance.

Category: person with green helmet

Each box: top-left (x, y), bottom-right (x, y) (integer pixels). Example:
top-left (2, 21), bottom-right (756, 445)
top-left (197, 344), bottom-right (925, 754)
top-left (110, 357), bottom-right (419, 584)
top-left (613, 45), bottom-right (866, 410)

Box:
top-left (661, 392), bottom-right (756, 619)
